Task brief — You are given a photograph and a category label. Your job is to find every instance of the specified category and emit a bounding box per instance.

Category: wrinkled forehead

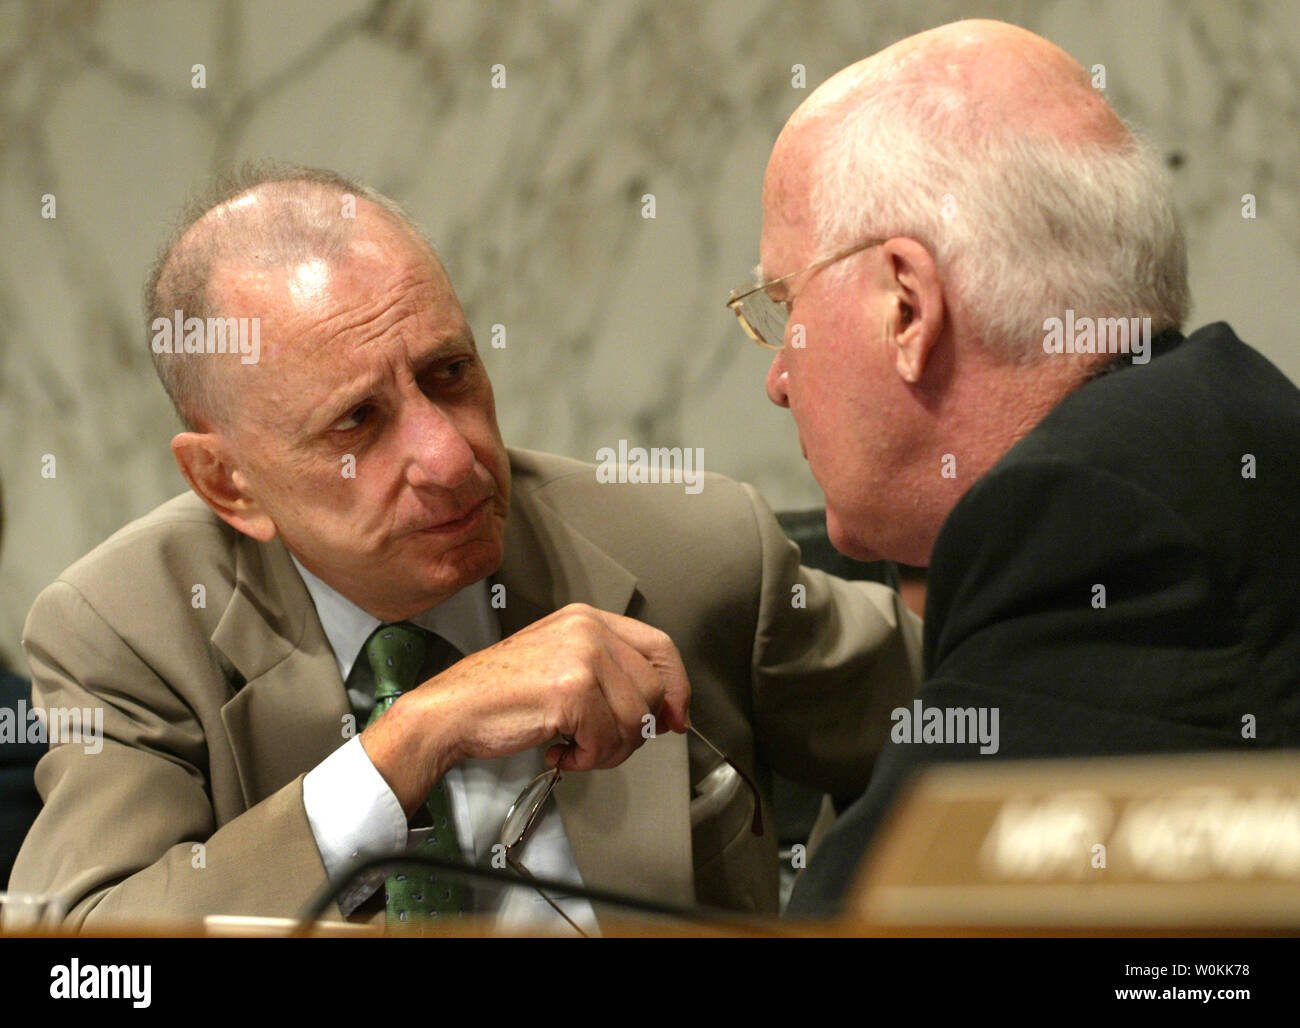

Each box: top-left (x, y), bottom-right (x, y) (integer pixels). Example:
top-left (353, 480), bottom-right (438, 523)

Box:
top-left (216, 240), bottom-right (463, 407)
top-left (215, 224), bottom-right (453, 330)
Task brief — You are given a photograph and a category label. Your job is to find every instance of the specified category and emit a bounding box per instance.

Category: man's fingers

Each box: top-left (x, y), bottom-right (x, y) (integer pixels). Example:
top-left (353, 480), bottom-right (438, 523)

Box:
top-left (460, 603), bottom-right (691, 773)
top-left (545, 741), bottom-right (570, 769)
top-left (594, 625), bottom-right (681, 747)
top-left (549, 626), bottom-right (665, 770)
top-left (589, 637), bottom-right (661, 761)
top-left (582, 608), bottom-right (692, 733)
top-left (555, 686), bottom-right (624, 770)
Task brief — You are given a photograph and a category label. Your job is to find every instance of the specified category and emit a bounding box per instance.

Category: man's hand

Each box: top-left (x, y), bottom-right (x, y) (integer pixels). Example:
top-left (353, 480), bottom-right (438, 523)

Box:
top-left (359, 604), bottom-right (691, 817)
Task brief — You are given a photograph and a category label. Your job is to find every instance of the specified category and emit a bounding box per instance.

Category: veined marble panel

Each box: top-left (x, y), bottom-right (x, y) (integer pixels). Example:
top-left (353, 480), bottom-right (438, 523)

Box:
top-left (1, 0), bottom-right (1296, 660)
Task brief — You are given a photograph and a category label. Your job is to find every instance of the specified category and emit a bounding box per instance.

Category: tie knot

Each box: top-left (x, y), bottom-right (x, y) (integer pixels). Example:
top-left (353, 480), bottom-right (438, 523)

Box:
top-left (365, 622), bottom-right (432, 696)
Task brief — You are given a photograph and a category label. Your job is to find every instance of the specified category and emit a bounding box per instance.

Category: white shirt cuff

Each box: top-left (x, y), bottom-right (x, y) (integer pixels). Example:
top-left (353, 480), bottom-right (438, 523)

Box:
top-left (303, 735), bottom-right (408, 916)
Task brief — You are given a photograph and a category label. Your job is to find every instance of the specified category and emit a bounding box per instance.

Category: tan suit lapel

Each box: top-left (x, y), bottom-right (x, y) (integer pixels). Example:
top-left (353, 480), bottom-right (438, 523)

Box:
top-left (494, 472), bottom-right (696, 910)
top-left (211, 530), bottom-right (350, 808)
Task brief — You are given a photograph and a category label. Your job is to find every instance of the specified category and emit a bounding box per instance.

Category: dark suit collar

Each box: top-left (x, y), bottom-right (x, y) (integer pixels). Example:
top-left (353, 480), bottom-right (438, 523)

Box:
top-left (1090, 326), bottom-right (1185, 380)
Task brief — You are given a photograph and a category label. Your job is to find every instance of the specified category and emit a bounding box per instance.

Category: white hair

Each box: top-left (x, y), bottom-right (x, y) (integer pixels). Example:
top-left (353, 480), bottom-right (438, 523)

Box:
top-left (810, 79), bottom-right (1190, 360)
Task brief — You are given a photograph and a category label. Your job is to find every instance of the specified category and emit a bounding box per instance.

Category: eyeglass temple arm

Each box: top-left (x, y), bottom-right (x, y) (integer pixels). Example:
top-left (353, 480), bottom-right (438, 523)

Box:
top-left (688, 724), bottom-right (764, 836)
top-left (507, 857), bottom-right (590, 937)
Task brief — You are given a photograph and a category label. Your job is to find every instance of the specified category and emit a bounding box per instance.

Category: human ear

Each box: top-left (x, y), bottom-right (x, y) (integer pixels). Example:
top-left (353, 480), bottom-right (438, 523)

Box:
top-left (171, 432), bottom-right (278, 542)
top-left (881, 240), bottom-right (944, 384)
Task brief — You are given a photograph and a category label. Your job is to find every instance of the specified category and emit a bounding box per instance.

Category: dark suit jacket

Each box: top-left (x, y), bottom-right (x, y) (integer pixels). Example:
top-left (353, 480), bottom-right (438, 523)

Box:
top-left (0, 668), bottom-right (43, 889)
top-left (790, 322), bottom-right (1300, 914)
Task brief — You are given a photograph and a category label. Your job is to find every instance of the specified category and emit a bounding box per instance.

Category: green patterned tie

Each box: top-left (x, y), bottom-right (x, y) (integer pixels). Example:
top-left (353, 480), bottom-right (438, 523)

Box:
top-left (363, 622), bottom-right (469, 928)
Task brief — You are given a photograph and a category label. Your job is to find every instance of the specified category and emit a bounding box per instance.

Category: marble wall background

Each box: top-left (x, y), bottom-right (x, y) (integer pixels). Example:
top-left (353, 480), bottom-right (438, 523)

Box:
top-left (1, 0), bottom-right (1297, 663)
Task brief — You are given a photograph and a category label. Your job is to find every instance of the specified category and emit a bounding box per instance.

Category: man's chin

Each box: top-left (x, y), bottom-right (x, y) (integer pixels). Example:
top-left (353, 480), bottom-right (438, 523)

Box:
top-left (419, 535), bottom-right (503, 591)
top-left (827, 513), bottom-right (933, 569)
top-left (825, 508), bottom-right (885, 563)
top-left (374, 541), bottom-right (503, 620)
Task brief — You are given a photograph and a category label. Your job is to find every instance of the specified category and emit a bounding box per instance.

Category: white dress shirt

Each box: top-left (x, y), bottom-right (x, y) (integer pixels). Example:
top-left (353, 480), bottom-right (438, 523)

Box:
top-left (294, 556), bottom-right (597, 933)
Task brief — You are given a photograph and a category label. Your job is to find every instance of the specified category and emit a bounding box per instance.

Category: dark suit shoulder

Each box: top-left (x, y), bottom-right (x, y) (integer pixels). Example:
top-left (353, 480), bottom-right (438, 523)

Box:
top-left (936, 324), bottom-right (1300, 700)
top-left (928, 458), bottom-right (1249, 709)
top-left (1001, 324), bottom-right (1300, 524)
top-left (792, 325), bottom-right (1300, 916)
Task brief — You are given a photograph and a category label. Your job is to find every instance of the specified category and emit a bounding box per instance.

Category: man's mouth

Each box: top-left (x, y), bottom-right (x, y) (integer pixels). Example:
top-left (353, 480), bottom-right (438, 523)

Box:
top-left (418, 496), bottom-right (491, 535)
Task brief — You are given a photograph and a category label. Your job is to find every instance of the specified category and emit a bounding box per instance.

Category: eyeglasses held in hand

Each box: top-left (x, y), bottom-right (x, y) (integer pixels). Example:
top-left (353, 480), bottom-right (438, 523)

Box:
top-left (497, 725), bottom-right (764, 936)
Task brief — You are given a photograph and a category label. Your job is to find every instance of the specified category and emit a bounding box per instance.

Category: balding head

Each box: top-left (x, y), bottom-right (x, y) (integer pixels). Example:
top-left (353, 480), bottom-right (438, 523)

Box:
top-left (764, 18), bottom-right (1187, 362)
top-left (147, 165), bottom-right (433, 430)
top-left (155, 165), bottom-right (510, 620)
top-left (756, 20), bottom-right (1190, 564)
top-left (788, 19), bottom-right (1127, 147)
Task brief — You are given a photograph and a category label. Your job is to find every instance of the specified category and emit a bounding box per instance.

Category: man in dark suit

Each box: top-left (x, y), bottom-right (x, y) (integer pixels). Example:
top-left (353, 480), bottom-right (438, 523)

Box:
top-left (725, 18), bottom-right (1300, 912)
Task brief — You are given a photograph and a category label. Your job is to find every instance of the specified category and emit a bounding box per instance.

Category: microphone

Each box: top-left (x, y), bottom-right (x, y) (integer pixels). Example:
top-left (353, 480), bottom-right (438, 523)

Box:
top-left (294, 849), bottom-right (784, 936)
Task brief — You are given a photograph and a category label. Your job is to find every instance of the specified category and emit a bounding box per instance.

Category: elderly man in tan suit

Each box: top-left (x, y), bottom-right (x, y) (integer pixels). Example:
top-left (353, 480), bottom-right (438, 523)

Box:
top-left (12, 166), bottom-right (920, 932)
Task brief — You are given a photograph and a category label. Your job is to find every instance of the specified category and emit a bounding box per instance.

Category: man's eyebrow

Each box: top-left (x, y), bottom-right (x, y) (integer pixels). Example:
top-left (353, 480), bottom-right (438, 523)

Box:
top-left (410, 331), bottom-right (475, 374)
top-left (312, 370), bottom-right (385, 432)
top-left (310, 333), bottom-right (476, 432)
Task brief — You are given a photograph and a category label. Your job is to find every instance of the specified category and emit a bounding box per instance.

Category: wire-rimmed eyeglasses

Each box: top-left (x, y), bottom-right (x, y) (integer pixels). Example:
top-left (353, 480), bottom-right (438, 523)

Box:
top-left (497, 725), bottom-right (764, 936)
top-left (726, 237), bottom-right (889, 349)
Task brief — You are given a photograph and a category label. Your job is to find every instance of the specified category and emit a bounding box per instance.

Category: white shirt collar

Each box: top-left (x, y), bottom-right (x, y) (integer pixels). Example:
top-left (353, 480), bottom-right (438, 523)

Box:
top-left (289, 555), bottom-right (501, 680)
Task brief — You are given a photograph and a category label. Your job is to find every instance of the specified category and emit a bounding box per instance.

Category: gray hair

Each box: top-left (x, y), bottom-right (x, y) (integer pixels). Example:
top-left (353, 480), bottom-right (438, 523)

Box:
top-left (145, 162), bottom-right (434, 430)
top-left (810, 80), bottom-right (1190, 360)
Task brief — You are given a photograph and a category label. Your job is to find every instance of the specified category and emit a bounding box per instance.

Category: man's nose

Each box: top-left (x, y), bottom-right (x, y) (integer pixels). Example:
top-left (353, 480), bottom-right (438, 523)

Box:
top-left (766, 351), bottom-right (790, 408)
top-left (405, 402), bottom-right (476, 489)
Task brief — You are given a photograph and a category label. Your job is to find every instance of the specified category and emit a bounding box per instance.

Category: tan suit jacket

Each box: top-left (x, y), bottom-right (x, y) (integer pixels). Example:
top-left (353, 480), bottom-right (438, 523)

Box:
top-left (12, 448), bottom-right (921, 928)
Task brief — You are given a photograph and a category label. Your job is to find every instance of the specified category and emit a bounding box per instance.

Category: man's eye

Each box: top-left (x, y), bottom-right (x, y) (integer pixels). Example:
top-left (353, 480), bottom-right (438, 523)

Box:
top-left (428, 359), bottom-right (472, 388)
top-left (333, 404), bottom-right (371, 432)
